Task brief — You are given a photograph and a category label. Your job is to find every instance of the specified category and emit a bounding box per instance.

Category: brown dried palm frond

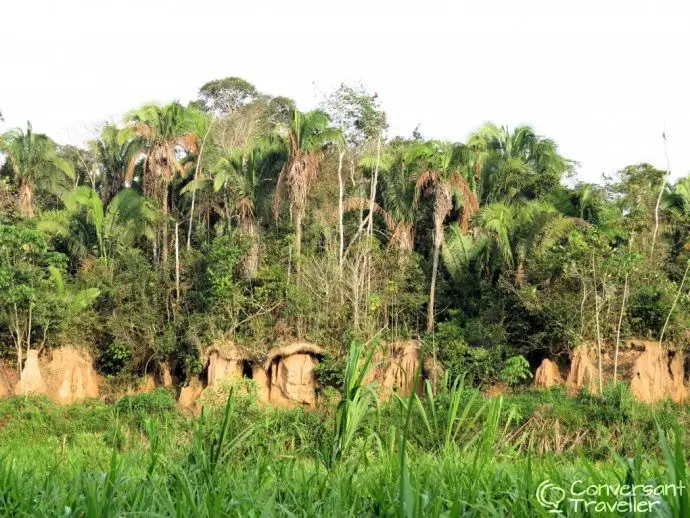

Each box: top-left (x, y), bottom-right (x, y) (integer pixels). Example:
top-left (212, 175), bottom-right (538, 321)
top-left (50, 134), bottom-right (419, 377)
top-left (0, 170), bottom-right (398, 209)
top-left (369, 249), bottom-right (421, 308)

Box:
top-left (133, 122), bottom-right (154, 140)
top-left (236, 196), bottom-right (254, 221)
top-left (167, 145), bottom-right (185, 178)
top-left (414, 170), bottom-right (441, 203)
top-left (390, 222), bottom-right (415, 251)
top-left (125, 153), bottom-right (145, 186)
top-left (273, 163), bottom-right (287, 222)
top-left (175, 134), bottom-right (200, 155)
top-left (274, 150), bottom-right (320, 222)
top-left (342, 196), bottom-right (395, 231)
top-left (451, 173), bottom-right (479, 231)
top-left (434, 189), bottom-right (453, 227)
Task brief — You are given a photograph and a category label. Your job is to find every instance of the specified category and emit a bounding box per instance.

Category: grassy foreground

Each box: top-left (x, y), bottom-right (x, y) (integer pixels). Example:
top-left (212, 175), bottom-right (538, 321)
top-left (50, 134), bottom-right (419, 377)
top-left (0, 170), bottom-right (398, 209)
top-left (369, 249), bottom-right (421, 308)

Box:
top-left (0, 367), bottom-right (688, 517)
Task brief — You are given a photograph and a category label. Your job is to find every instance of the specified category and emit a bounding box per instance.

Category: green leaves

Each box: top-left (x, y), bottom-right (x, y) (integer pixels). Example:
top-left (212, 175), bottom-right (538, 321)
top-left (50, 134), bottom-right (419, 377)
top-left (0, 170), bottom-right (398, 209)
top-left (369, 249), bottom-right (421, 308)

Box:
top-left (0, 123), bottom-right (76, 216)
top-left (0, 224), bottom-right (75, 352)
top-left (468, 122), bottom-right (570, 204)
top-left (442, 225), bottom-right (483, 280)
top-left (39, 186), bottom-right (159, 266)
top-left (48, 265), bottom-right (100, 315)
top-left (330, 339), bottom-right (380, 466)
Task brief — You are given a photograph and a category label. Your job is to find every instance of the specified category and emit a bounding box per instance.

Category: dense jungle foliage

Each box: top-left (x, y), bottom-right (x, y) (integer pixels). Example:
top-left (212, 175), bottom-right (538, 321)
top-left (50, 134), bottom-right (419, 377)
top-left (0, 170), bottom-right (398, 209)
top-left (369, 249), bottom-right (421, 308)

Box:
top-left (1, 77), bottom-right (690, 517)
top-left (1, 77), bottom-right (688, 386)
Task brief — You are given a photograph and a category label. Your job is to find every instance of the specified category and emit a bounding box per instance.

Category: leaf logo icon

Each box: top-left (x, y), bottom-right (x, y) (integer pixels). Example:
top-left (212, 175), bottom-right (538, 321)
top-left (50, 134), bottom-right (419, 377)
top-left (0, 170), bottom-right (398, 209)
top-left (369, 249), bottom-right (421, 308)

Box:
top-left (536, 480), bottom-right (566, 513)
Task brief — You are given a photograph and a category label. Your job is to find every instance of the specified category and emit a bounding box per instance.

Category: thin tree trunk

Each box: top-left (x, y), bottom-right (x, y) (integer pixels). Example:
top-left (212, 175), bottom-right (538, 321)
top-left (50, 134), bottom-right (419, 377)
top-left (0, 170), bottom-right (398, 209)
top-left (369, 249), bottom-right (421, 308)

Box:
top-left (16, 343), bottom-right (22, 377)
top-left (579, 271), bottom-right (587, 337)
top-left (337, 150), bottom-right (345, 272)
top-left (175, 221), bottom-right (180, 307)
top-left (187, 190), bottom-right (197, 249)
top-left (651, 132), bottom-right (671, 256)
top-left (367, 136), bottom-right (381, 238)
top-left (652, 259), bottom-right (690, 392)
top-left (162, 190), bottom-right (169, 267)
top-left (613, 234), bottom-right (634, 383)
top-left (188, 121), bottom-right (213, 249)
top-left (240, 219), bottom-right (260, 278)
top-left (224, 194), bottom-right (232, 232)
top-left (13, 304), bottom-right (23, 376)
top-left (294, 209), bottom-right (303, 273)
top-left (427, 223), bottom-right (443, 333)
top-left (592, 253), bottom-right (603, 393)
top-left (659, 259), bottom-right (689, 348)
top-left (366, 137), bottom-right (382, 328)
top-left (613, 273), bottom-right (629, 384)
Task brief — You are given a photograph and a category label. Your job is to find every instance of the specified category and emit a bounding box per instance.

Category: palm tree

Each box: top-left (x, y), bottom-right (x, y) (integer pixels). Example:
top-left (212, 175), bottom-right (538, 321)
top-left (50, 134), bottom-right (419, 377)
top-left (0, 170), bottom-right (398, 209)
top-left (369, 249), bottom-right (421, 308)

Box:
top-left (274, 110), bottom-right (341, 268)
top-left (39, 186), bottom-right (159, 267)
top-left (0, 123), bottom-right (75, 217)
top-left (122, 102), bottom-right (207, 266)
top-left (412, 141), bottom-right (478, 332)
top-left (665, 176), bottom-right (690, 265)
top-left (211, 136), bottom-right (283, 277)
top-left (666, 176), bottom-right (690, 221)
top-left (549, 183), bottom-right (606, 224)
top-left (467, 123), bottom-right (571, 205)
top-left (352, 145), bottom-right (418, 253)
top-left (90, 124), bottom-right (138, 204)
top-left (442, 200), bottom-right (577, 289)
top-left (471, 201), bottom-right (577, 281)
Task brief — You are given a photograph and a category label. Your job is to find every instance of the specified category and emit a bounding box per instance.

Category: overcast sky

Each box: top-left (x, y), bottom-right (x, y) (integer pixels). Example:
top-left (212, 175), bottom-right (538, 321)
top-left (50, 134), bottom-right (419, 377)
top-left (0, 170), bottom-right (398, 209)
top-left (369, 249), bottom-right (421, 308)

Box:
top-left (1, 0), bottom-right (688, 183)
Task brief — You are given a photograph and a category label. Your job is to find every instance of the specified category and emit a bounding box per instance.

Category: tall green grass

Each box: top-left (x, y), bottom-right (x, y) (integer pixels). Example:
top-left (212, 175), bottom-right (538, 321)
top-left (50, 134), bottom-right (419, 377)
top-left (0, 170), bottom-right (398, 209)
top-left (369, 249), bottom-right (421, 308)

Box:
top-left (0, 345), bottom-right (687, 516)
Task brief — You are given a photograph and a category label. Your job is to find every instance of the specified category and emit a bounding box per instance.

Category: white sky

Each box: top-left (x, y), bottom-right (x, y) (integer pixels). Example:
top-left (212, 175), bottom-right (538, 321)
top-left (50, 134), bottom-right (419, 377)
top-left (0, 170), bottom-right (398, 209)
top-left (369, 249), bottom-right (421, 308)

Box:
top-left (1, 0), bottom-right (688, 183)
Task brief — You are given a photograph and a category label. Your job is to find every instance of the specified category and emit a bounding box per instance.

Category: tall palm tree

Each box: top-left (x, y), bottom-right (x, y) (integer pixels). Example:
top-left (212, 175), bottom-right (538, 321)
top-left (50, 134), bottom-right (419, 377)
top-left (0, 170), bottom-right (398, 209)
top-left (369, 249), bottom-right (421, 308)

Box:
top-left (412, 141), bottom-right (478, 332)
top-left (353, 145), bottom-right (418, 252)
top-left (274, 110), bottom-right (341, 268)
top-left (212, 136), bottom-right (283, 277)
top-left (467, 123), bottom-right (570, 205)
top-left (90, 124), bottom-right (138, 204)
top-left (122, 102), bottom-right (207, 266)
top-left (0, 123), bottom-right (75, 217)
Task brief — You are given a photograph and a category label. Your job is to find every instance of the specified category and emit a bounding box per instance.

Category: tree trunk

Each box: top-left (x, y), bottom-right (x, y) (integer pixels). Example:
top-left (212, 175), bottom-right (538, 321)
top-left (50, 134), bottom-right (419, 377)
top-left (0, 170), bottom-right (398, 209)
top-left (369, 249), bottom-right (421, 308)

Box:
top-left (427, 191), bottom-right (451, 333)
top-left (18, 181), bottom-right (34, 218)
top-left (103, 174), bottom-right (124, 205)
top-left (367, 137), bottom-right (381, 239)
top-left (188, 121), bottom-right (213, 249)
top-left (614, 234), bottom-right (634, 383)
top-left (659, 259), bottom-right (689, 348)
top-left (294, 208), bottom-right (303, 273)
top-left (240, 218), bottom-right (260, 278)
top-left (337, 150), bottom-right (345, 272)
top-left (427, 221), bottom-right (443, 333)
top-left (613, 272), bottom-right (629, 383)
top-left (161, 189), bottom-right (169, 267)
top-left (579, 272), bottom-right (587, 337)
top-left (175, 221), bottom-right (180, 307)
top-left (651, 133), bottom-right (671, 256)
top-left (652, 259), bottom-right (690, 391)
top-left (592, 254), bottom-right (603, 393)
top-left (16, 339), bottom-right (23, 377)
top-left (366, 137), bottom-right (382, 326)
top-left (187, 190), bottom-right (197, 249)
